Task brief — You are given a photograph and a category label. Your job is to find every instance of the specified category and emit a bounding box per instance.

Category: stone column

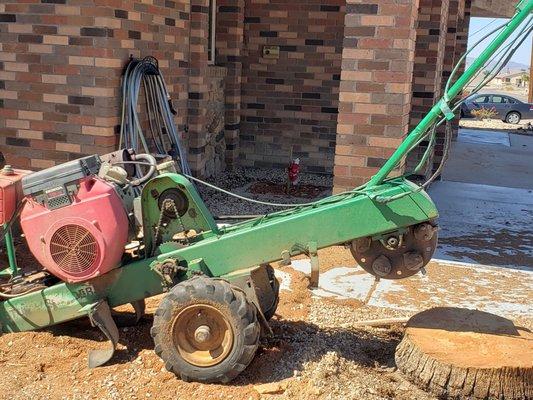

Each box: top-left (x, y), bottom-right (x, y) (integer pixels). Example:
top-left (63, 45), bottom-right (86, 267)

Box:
top-left (216, 0), bottom-right (245, 170)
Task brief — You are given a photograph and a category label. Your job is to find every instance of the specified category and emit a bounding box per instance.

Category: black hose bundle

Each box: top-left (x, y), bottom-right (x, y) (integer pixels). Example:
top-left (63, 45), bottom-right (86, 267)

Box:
top-left (119, 56), bottom-right (191, 175)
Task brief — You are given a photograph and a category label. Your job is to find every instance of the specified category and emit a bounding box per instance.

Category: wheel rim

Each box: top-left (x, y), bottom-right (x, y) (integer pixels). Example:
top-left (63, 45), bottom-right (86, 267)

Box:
top-left (508, 113), bottom-right (519, 124)
top-left (171, 304), bottom-right (234, 367)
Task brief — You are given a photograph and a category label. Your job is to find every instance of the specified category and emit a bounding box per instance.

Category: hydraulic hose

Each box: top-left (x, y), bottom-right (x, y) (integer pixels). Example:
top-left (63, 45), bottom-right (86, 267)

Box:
top-left (119, 57), bottom-right (191, 177)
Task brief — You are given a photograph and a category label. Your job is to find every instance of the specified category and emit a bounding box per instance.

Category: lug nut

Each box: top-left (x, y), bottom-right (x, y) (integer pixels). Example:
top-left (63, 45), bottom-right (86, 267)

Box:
top-left (387, 237), bottom-right (399, 247)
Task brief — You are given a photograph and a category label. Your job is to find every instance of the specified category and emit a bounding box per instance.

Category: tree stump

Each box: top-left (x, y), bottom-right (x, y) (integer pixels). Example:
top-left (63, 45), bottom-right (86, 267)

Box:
top-left (395, 307), bottom-right (532, 399)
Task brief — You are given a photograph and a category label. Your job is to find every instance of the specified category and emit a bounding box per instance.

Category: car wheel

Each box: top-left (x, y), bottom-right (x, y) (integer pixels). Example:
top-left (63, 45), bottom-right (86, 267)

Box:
top-left (505, 111), bottom-right (521, 124)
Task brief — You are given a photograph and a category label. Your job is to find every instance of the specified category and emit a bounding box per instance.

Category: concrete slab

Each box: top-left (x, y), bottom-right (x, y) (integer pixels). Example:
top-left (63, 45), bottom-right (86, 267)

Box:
top-left (280, 258), bottom-right (532, 319)
top-left (458, 129), bottom-right (510, 146)
top-left (428, 181), bottom-right (533, 270)
top-left (510, 133), bottom-right (533, 149)
top-left (443, 129), bottom-right (533, 189)
top-left (434, 128), bottom-right (533, 269)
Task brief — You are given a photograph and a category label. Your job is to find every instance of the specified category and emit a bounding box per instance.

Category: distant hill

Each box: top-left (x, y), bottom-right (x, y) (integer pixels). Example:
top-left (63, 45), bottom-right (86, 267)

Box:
top-left (465, 57), bottom-right (529, 75)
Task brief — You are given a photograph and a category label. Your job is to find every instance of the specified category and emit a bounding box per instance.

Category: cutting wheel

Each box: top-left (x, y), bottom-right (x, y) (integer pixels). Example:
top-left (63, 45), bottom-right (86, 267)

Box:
top-left (351, 222), bottom-right (438, 279)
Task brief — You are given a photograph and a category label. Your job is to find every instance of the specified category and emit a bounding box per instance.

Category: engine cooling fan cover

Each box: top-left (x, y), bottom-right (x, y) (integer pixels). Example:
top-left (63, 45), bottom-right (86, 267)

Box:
top-left (43, 217), bottom-right (107, 282)
top-left (20, 177), bottom-right (129, 283)
top-left (49, 223), bottom-right (100, 276)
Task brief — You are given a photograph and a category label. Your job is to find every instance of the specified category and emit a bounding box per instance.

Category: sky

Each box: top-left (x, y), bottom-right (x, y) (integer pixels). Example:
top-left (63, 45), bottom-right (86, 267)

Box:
top-left (467, 17), bottom-right (532, 67)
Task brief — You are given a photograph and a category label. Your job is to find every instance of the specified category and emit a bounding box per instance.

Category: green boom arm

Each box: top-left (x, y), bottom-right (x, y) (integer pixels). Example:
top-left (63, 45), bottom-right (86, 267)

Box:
top-left (367, 0), bottom-right (533, 187)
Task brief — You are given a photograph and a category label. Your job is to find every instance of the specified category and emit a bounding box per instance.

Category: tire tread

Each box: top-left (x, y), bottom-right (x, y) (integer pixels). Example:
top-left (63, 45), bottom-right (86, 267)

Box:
top-left (151, 276), bottom-right (260, 383)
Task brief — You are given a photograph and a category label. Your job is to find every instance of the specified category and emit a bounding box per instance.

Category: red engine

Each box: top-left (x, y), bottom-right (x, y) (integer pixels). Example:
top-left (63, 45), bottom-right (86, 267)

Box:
top-left (19, 156), bottom-right (130, 283)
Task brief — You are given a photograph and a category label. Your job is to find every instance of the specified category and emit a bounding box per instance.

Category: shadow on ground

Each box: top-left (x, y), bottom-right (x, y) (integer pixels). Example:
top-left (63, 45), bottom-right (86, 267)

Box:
top-left (45, 311), bottom-right (401, 385)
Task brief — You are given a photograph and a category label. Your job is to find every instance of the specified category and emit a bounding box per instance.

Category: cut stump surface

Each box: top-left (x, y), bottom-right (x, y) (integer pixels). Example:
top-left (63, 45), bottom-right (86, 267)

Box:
top-left (395, 307), bottom-right (532, 399)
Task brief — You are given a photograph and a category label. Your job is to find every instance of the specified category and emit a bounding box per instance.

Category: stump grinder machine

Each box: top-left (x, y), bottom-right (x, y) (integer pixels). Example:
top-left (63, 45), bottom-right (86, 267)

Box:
top-left (0, 0), bottom-right (531, 383)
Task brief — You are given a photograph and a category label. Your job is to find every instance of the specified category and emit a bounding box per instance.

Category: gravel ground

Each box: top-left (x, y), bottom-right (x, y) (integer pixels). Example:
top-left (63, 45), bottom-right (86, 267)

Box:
top-left (459, 117), bottom-right (533, 135)
top-left (197, 119), bottom-right (532, 219)
top-left (2, 249), bottom-right (528, 400)
top-left (196, 167), bottom-right (333, 216)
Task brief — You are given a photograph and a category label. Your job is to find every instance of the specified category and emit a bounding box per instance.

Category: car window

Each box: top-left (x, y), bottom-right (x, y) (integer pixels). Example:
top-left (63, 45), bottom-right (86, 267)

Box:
top-left (491, 96), bottom-right (504, 103)
top-left (475, 95), bottom-right (489, 103)
top-left (504, 97), bottom-right (516, 104)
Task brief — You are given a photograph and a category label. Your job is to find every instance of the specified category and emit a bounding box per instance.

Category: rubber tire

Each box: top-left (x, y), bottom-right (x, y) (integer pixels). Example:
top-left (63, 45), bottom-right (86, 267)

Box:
top-left (262, 264), bottom-right (280, 321)
top-left (151, 276), bottom-right (261, 383)
top-left (505, 111), bottom-right (521, 124)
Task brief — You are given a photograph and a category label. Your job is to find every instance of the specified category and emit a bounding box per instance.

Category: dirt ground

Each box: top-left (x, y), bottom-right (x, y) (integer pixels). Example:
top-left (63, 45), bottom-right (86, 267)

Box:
top-left (0, 247), bottom-right (438, 400)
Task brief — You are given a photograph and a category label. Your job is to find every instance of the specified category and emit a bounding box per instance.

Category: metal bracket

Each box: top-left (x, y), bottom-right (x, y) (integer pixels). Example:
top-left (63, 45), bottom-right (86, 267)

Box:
top-left (111, 299), bottom-right (146, 327)
top-left (187, 258), bottom-right (210, 277)
top-left (279, 250), bottom-right (291, 266)
top-left (131, 300), bottom-right (146, 324)
top-left (151, 258), bottom-right (184, 290)
top-left (308, 241), bottom-right (319, 288)
top-left (87, 301), bottom-right (119, 368)
top-left (516, 0), bottom-right (527, 11)
top-left (3, 225), bottom-right (20, 278)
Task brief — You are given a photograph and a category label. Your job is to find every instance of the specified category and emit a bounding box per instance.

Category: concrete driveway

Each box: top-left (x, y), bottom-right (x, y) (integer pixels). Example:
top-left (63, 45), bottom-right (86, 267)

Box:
top-left (431, 128), bottom-right (533, 270)
top-left (442, 128), bottom-right (533, 189)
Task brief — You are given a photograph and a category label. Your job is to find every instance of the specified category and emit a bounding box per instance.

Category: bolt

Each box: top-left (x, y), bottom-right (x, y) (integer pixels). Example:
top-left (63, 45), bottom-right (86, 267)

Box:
top-left (1, 165), bottom-right (14, 175)
top-left (387, 237), bottom-right (399, 248)
top-left (194, 325), bottom-right (211, 343)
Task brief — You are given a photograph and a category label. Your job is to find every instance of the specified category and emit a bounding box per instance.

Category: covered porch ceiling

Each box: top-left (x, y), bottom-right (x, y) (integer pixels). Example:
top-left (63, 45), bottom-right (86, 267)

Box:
top-left (471, 0), bottom-right (517, 18)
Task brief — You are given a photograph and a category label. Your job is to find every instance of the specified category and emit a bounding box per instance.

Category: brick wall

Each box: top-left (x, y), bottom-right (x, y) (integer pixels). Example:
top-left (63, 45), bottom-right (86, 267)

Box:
top-left (239, 0), bottom-right (345, 174)
top-left (431, 0), bottom-right (471, 173)
top-left (0, 0), bottom-right (229, 177)
top-left (333, 0), bottom-right (419, 192)
top-left (0, 0), bottom-right (191, 170)
top-left (1, 0), bottom-right (473, 186)
top-left (406, 0), bottom-right (450, 178)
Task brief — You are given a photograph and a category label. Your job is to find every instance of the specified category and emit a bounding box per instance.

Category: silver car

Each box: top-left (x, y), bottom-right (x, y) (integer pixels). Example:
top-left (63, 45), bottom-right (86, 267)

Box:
top-left (460, 94), bottom-right (533, 124)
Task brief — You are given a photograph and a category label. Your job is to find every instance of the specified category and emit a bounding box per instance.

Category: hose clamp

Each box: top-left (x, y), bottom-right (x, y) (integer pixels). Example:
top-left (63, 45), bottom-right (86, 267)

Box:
top-left (439, 99), bottom-right (455, 121)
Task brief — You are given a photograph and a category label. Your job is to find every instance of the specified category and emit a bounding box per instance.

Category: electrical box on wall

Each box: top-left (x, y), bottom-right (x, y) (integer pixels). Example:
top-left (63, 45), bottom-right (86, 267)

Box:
top-left (262, 46), bottom-right (280, 59)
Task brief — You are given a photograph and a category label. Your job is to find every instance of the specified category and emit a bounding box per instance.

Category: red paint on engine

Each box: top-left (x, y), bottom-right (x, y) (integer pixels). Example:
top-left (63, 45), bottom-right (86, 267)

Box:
top-left (20, 178), bottom-right (129, 283)
top-left (0, 169), bottom-right (32, 225)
